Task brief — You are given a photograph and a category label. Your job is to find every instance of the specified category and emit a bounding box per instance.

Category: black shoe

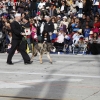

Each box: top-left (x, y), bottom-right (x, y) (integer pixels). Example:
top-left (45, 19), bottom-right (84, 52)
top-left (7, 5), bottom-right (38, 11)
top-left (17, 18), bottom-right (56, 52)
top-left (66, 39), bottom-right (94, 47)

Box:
top-left (24, 61), bottom-right (33, 65)
top-left (7, 62), bottom-right (14, 65)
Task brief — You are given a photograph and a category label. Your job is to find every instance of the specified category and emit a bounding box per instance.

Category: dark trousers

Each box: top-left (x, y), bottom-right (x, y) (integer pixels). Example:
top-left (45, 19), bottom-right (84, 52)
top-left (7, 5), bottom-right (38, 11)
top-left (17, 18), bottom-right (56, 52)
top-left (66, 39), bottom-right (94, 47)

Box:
top-left (30, 10), bottom-right (37, 18)
top-left (79, 8), bottom-right (83, 14)
top-left (93, 5), bottom-right (98, 16)
top-left (87, 43), bottom-right (99, 55)
top-left (7, 39), bottom-right (30, 63)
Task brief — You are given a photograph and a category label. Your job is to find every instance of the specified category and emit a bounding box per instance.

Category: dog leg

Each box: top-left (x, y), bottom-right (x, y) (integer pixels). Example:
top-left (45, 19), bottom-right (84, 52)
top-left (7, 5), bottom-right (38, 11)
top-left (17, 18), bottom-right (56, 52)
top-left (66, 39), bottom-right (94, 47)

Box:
top-left (47, 52), bottom-right (52, 64)
top-left (31, 46), bottom-right (38, 61)
top-left (31, 46), bottom-right (35, 61)
top-left (39, 53), bottom-right (43, 64)
top-left (30, 55), bottom-right (34, 61)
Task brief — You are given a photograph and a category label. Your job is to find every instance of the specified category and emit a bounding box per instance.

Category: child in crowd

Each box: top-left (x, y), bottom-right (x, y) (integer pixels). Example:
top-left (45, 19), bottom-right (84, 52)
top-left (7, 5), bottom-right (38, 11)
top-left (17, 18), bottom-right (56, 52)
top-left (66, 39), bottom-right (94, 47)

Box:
top-left (84, 25), bottom-right (91, 39)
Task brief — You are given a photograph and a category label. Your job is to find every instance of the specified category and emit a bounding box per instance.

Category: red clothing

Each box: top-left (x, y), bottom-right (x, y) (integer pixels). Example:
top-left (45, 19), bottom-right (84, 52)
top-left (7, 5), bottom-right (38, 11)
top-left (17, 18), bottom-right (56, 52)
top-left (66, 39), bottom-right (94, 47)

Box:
top-left (92, 27), bottom-right (99, 33)
top-left (27, 35), bottom-right (31, 38)
top-left (31, 27), bottom-right (37, 40)
top-left (94, 22), bottom-right (100, 28)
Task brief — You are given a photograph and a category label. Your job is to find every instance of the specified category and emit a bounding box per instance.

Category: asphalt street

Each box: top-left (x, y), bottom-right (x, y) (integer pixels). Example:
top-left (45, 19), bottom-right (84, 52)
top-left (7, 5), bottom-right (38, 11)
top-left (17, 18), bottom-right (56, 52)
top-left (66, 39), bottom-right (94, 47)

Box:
top-left (0, 53), bottom-right (100, 100)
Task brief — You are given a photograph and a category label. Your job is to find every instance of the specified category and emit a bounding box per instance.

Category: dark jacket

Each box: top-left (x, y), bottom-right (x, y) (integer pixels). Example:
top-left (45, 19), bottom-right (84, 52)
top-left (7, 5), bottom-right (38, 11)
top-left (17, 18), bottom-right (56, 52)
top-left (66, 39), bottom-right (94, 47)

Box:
top-left (23, 22), bottom-right (30, 28)
top-left (44, 21), bottom-right (54, 33)
top-left (49, 8), bottom-right (57, 17)
top-left (19, 1), bottom-right (27, 13)
top-left (21, 22), bottom-right (30, 32)
top-left (10, 21), bottom-right (23, 40)
top-left (30, 0), bottom-right (37, 10)
top-left (45, 2), bottom-right (51, 8)
top-left (40, 9), bottom-right (49, 17)
top-left (0, 20), bottom-right (3, 31)
top-left (42, 32), bottom-right (51, 43)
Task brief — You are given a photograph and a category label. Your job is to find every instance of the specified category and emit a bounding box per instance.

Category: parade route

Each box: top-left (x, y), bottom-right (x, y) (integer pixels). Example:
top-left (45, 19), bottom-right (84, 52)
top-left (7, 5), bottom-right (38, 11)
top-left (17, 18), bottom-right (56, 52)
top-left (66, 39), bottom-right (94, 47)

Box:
top-left (0, 53), bottom-right (100, 100)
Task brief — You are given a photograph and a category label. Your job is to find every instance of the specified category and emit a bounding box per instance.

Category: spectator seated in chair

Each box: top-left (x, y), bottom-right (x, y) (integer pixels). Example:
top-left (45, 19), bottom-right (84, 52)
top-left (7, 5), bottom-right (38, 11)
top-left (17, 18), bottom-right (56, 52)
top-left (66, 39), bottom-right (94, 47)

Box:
top-left (54, 28), bottom-right (65, 52)
top-left (72, 36), bottom-right (87, 54)
top-left (72, 29), bottom-right (87, 54)
top-left (63, 34), bottom-right (73, 53)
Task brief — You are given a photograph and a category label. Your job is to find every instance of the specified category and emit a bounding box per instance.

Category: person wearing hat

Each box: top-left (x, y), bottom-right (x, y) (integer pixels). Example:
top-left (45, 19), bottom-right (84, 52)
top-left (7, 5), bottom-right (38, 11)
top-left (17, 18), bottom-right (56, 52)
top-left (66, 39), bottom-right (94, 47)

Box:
top-left (57, 15), bottom-right (61, 18)
top-left (7, 13), bottom-right (33, 65)
top-left (77, 29), bottom-right (82, 34)
top-left (60, 16), bottom-right (69, 32)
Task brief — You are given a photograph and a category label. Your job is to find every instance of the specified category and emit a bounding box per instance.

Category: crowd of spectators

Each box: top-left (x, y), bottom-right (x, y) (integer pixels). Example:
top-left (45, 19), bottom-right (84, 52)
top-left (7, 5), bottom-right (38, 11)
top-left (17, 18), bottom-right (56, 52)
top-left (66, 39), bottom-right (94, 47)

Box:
top-left (0, 0), bottom-right (100, 55)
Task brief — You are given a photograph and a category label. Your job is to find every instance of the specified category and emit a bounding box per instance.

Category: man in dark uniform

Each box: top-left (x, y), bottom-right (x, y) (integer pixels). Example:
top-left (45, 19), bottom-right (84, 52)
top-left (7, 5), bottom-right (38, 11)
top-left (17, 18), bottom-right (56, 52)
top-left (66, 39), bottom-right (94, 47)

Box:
top-left (7, 13), bottom-right (33, 65)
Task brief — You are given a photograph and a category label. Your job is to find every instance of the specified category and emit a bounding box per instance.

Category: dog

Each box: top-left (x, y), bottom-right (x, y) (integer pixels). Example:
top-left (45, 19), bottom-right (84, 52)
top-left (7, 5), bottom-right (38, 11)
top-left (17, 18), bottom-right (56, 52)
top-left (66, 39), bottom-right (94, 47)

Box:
top-left (31, 42), bottom-right (56, 64)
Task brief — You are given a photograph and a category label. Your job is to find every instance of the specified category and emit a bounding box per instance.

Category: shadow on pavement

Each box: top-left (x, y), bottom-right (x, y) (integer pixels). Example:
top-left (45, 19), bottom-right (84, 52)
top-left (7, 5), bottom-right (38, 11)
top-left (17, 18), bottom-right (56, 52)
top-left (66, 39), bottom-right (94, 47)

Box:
top-left (11, 69), bottom-right (70, 100)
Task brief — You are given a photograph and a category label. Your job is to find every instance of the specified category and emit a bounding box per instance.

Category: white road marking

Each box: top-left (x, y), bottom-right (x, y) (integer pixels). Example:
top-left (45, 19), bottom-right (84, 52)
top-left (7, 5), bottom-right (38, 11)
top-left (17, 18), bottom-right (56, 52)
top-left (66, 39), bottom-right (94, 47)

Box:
top-left (0, 81), bottom-right (30, 88)
top-left (0, 78), bottom-right (83, 89)
top-left (0, 71), bottom-right (100, 79)
top-left (18, 79), bottom-right (83, 83)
